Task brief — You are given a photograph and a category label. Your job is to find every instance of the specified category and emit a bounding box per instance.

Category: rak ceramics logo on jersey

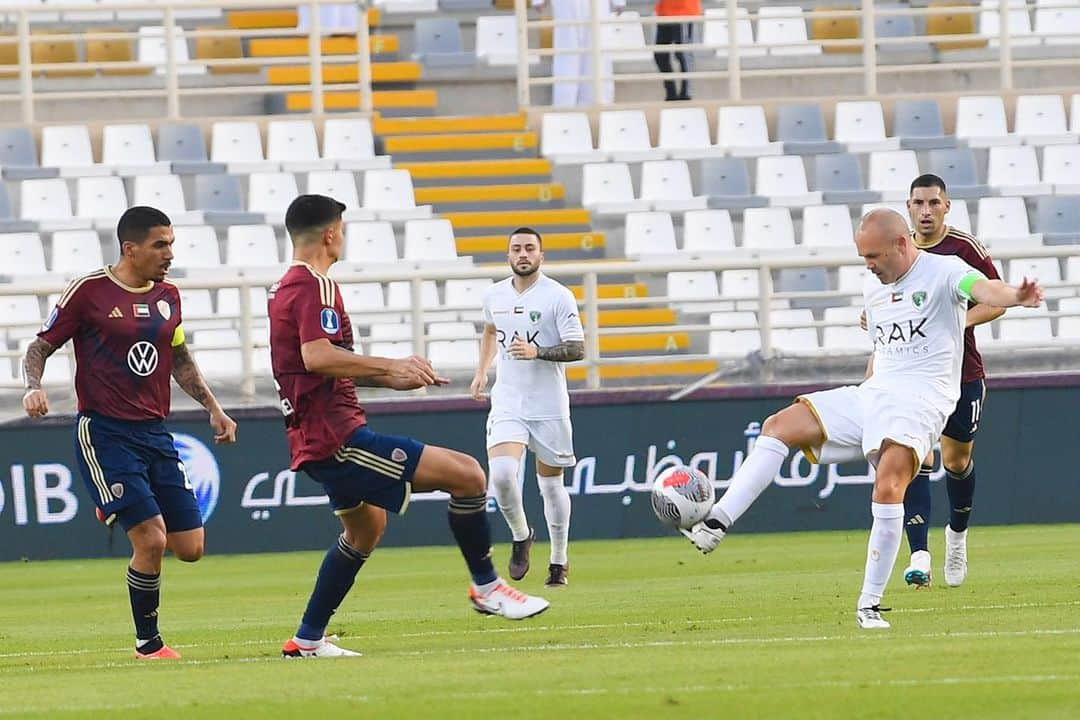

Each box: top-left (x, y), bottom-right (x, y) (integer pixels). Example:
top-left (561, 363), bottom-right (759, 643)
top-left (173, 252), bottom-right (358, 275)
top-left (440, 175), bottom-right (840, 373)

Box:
top-left (172, 433), bottom-right (220, 524)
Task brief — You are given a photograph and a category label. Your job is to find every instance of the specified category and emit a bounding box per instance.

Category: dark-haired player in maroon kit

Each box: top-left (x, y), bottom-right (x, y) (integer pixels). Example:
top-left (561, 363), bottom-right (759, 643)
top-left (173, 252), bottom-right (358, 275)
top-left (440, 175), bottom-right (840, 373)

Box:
top-left (899, 174), bottom-right (1003, 589)
top-left (271, 195), bottom-right (548, 659)
top-left (22, 206), bottom-right (237, 659)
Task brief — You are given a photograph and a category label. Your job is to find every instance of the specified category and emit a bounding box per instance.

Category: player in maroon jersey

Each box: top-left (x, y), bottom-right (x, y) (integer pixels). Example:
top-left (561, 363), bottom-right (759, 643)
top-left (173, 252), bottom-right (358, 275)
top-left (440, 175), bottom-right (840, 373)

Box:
top-left (270, 195), bottom-right (548, 658)
top-left (22, 206), bottom-right (237, 659)
top-left (900, 174), bottom-right (1003, 588)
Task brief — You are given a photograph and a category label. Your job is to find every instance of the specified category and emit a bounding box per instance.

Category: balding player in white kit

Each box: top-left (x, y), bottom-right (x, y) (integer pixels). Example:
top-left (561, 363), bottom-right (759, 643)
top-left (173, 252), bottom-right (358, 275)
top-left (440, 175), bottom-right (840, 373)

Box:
top-left (683, 209), bottom-right (1043, 628)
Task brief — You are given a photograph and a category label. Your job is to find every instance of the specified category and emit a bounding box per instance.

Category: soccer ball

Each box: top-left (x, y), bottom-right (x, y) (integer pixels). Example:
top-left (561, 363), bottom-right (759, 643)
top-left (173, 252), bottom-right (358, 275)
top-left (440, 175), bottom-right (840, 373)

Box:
top-left (651, 465), bottom-right (715, 530)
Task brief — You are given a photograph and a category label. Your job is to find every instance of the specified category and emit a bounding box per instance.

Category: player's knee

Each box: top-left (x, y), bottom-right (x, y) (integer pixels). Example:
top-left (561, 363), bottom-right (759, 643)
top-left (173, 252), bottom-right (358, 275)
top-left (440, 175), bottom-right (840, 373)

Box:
top-left (872, 474), bottom-right (908, 504)
top-left (488, 455), bottom-right (519, 487)
top-left (175, 543), bottom-right (204, 563)
top-left (456, 456), bottom-right (487, 497)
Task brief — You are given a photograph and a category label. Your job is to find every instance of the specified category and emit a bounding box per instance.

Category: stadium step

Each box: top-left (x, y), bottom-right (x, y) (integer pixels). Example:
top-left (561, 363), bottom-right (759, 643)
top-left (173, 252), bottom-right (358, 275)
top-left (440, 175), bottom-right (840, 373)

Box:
top-left (415, 182), bottom-right (564, 213)
top-left (598, 332), bottom-right (691, 353)
top-left (248, 35), bottom-right (399, 57)
top-left (567, 359), bottom-right (718, 382)
top-left (568, 282), bottom-right (649, 300)
top-left (397, 158), bottom-right (552, 187)
top-left (382, 132), bottom-right (538, 162)
top-left (227, 7), bottom-right (380, 28)
top-left (374, 114), bottom-right (526, 135)
top-left (267, 61), bottom-right (421, 85)
top-left (456, 231), bottom-right (602, 254)
top-left (444, 208), bottom-right (591, 236)
top-left (590, 309), bottom-right (678, 327)
top-left (284, 89), bottom-right (437, 114)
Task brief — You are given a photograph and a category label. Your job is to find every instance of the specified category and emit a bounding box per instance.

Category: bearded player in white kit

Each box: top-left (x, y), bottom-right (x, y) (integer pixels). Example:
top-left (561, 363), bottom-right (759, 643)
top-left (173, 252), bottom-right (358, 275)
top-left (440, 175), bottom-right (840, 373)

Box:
top-left (684, 210), bottom-right (1043, 628)
top-left (471, 228), bottom-right (585, 587)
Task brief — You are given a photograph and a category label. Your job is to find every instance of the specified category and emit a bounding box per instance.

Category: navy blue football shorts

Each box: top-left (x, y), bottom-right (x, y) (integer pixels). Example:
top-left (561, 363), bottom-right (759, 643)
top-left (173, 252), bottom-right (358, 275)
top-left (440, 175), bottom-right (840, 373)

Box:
top-left (73, 412), bottom-right (202, 533)
top-left (942, 379), bottom-right (987, 444)
top-left (302, 426), bottom-right (425, 516)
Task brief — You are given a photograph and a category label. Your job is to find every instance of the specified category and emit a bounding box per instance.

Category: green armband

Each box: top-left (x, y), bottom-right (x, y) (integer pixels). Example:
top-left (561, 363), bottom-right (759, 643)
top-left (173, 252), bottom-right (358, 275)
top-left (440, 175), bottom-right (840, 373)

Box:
top-left (957, 271), bottom-right (985, 301)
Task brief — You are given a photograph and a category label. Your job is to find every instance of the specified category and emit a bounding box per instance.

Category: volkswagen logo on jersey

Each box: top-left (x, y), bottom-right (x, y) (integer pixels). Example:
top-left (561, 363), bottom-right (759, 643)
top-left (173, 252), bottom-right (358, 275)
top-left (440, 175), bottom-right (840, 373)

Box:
top-left (320, 307), bottom-right (340, 334)
top-left (127, 341), bottom-right (159, 376)
top-left (172, 433), bottom-right (220, 524)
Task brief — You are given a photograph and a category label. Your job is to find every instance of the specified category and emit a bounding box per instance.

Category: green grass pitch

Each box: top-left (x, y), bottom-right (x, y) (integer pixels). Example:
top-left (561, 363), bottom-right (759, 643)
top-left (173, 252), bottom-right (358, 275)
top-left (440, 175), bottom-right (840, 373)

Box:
top-left (2, 524), bottom-right (1078, 719)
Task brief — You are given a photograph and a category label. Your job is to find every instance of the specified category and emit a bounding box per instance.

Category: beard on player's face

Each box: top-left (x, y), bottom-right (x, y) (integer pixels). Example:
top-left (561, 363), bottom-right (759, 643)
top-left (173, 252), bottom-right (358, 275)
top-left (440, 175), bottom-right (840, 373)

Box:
top-left (512, 261), bottom-right (538, 277)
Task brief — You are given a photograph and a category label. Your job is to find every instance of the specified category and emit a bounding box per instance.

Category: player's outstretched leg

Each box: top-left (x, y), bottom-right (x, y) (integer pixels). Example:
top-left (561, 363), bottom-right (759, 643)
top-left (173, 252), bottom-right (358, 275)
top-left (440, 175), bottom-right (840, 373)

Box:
top-left (127, 516), bottom-right (196, 659)
top-left (903, 463), bottom-right (934, 589)
top-left (282, 504), bottom-right (383, 658)
top-left (944, 461), bottom-right (974, 587)
top-left (488, 451), bottom-right (533, 580)
top-left (537, 466), bottom-right (571, 587)
top-left (417, 446), bottom-right (548, 620)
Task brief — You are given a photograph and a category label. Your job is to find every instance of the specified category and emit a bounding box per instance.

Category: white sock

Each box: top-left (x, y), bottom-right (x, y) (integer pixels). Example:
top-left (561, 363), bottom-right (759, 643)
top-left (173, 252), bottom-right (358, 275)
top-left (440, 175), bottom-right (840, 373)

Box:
top-left (489, 456), bottom-right (529, 541)
top-left (712, 435), bottom-right (789, 528)
top-left (858, 502), bottom-right (905, 609)
top-left (538, 472), bottom-right (571, 565)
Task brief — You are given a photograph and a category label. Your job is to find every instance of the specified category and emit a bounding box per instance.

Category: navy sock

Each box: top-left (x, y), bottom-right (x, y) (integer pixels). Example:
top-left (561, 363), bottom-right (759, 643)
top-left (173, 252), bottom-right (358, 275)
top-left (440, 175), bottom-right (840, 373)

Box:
top-left (448, 494), bottom-right (498, 586)
top-left (127, 567), bottom-right (161, 643)
top-left (296, 534), bottom-right (368, 642)
top-left (903, 465), bottom-right (933, 553)
top-left (947, 461), bottom-right (976, 532)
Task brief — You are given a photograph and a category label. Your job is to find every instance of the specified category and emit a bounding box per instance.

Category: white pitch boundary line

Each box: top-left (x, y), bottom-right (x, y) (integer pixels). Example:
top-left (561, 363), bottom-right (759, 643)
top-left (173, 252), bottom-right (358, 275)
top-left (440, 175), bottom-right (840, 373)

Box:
top-left (0, 597), bottom-right (1078, 660)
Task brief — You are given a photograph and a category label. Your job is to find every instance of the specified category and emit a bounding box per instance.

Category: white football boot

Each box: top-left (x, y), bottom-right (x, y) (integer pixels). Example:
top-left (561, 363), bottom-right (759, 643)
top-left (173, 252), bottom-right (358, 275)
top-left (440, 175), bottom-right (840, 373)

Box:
top-left (469, 581), bottom-right (549, 620)
top-left (282, 637), bottom-right (361, 658)
top-left (903, 550), bottom-right (933, 589)
top-left (855, 606), bottom-right (891, 629)
top-left (944, 525), bottom-right (968, 587)
top-left (681, 519), bottom-right (727, 554)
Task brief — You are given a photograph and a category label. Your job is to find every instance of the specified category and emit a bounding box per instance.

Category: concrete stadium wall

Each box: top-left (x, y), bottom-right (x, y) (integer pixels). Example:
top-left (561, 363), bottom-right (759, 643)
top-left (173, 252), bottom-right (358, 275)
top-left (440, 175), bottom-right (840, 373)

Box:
top-left (1, 376), bottom-right (1077, 561)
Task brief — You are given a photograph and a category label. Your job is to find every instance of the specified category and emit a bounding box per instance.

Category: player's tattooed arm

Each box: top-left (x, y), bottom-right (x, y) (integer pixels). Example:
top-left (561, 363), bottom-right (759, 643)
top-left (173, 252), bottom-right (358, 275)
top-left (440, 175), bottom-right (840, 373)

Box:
top-left (172, 343), bottom-right (237, 443)
top-left (536, 340), bottom-right (585, 362)
top-left (22, 338), bottom-right (57, 391)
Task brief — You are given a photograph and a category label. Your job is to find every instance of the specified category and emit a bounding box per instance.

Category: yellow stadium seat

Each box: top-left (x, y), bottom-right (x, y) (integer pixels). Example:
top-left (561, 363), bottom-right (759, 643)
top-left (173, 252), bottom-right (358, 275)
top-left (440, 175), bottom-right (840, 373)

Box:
top-left (31, 36), bottom-right (93, 78)
top-left (0, 34), bottom-right (18, 79)
top-left (928, 1), bottom-right (988, 50)
top-left (194, 28), bottom-right (258, 74)
top-left (811, 5), bottom-right (861, 54)
top-left (86, 33), bottom-right (151, 76)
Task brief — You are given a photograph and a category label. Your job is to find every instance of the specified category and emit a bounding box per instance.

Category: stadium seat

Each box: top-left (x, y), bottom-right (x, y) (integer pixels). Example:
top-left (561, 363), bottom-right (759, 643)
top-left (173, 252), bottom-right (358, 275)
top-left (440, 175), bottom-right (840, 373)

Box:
top-left (834, 101), bottom-right (900, 152)
top-left (742, 207), bottom-right (796, 250)
top-left (716, 106), bottom-right (782, 157)
top-left (217, 286), bottom-right (269, 323)
top-left (339, 282), bottom-right (389, 325)
top-left (928, 148), bottom-right (991, 198)
top-left (297, 1), bottom-right (363, 30)
top-left (861, 201), bottom-right (912, 228)
top-left (115, 0), bottom-right (162, 22)
top-left (874, 3), bottom-right (927, 52)
top-left (600, 10), bottom-right (652, 62)
top-left (802, 204), bottom-right (855, 248)
top-left (362, 169), bottom-right (432, 221)
top-left (666, 270), bottom-right (727, 312)
top-left (624, 211), bottom-right (678, 258)
top-left (720, 268), bottom-right (761, 309)
top-left (927, 0), bottom-right (987, 51)
top-left (956, 96), bottom-right (1020, 147)
top-left (428, 321), bottom-right (478, 340)
top-left (708, 316), bottom-right (761, 358)
top-left (823, 305), bottom-right (872, 353)
top-left (345, 221), bottom-right (398, 264)
top-left (979, 0), bottom-right (1039, 48)
top-left (640, 160), bottom-right (707, 211)
top-left (698, 157), bottom-right (768, 210)
top-left (194, 26), bottom-right (252, 75)
top-left (838, 264), bottom-right (871, 296)
top-left (1057, 296), bottom-right (1080, 339)
top-left (658, 107), bottom-right (723, 159)
top-left (598, 110), bottom-right (665, 162)
top-left (49, 230), bottom-right (103, 275)
top-left (1068, 256), bottom-right (1080, 282)
top-left (102, 124), bottom-right (168, 174)
top-left (581, 162), bottom-right (649, 215)
top-left (41, 125), bottom-right (109, 177)
top-left (157, 123), bottom-right (217, 174)
top-left (31, 35), bottom-right (90, 78)
top-left (541, 113), bottom-right (606, 165)
top-left (444, 278), bottom-right (493, 321)
top-left (1008, 257), bottom-right (1062, 287)
top-left (133, 174), bottom-right (200, 225)
top-left (226, 225), bottom-right (281, 268)
top-left (770, 308), bottom-right (819, 352)
top-left (810, 4), bottom-right (860, 54)
top-left (702, 7), bottom-right (765, 58)
top-left (1014, 94), bottom-right (1076, 146)
top-left (171, 225), bottom-right (222, 269)
top-left (777, 104), bottom-right (842, 155)
top-left (1033, 2), bottom-right (1080, 44)
top-left (324, 118), bottom-right (388, 171)
top-left (0, 296), bottom-right (43, 343)
top-left (476, 15), bottom-right (536, 66)
top-left (247, 171), bottom-right (299, 224)
top-left (137, 26), bottom-right (205, 75)
top-left (306, 171), bottom-right (363, 216)
top-left (0, 183), bottom-right (32, 232)
top-left (403, 218), bottom-right (457, 261)
top-left (998, 306), bottom-right (1054, 344)
top-left (776, 268), bottom-right (830, 310)
top-left (413, 18), bottom-right (473, 67)
top-left (757, 6), bottom-right (821, 55)
top-left (52, 0), bottom-right (113, 23)
top-left (813, 153), bottom-right (880, 204)
top-left (193, 173), bottom-right (257, 223)
top-left (386, 280), bottom-right (448, 320)
top-left (20, 179), bottom-right (88, 230)
top-left (369, 340), bottom-right (414, 358)
top-left (893, 99), bottom-right (956, 150)
top-left (987, 146), bottom-right (1051, 196)
top-left (868, 150), bottom-right (921, 201)
top-left (267, 120), bottom-right (335, 172)
top-left (1042, 144), bottom-right (1080, 194)
top-left (976, 197), bottom-right (1041, 247)
top-left (2, 232), bottom-right (47, 275)
top-left (74, 176), bottom-right (128, 226)
top-left (682, 209), bottom-right (736, 253)
top-left (755, 156), bottom-right (822, 207)
top-left (211, 121), bottom-right (276, 174)
top-left (1071, 94), bottom-right (1080, 133)
top-left (944, 199), bottom-right (972, 233)
top-left (191, 329), bottom-right (241, 379)
top-left (178, 288), bottom-right (217, 330)
top-left (0, 127), bottom-right (53, 180)
top-left (1035, 195), bottom-right (1080, 244)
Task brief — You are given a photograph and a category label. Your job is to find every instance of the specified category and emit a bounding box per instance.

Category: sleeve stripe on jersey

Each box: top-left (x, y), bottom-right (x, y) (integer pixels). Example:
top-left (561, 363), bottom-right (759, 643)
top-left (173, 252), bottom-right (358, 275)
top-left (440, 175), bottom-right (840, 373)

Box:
top-left (77, 416), bottom-right (113, 505)
top-left (57, 270), bottom-right (106, 308)
top-left (303, 264), bottom-right (335, 307)
top-left (949, 229), bottom-right (990, 260)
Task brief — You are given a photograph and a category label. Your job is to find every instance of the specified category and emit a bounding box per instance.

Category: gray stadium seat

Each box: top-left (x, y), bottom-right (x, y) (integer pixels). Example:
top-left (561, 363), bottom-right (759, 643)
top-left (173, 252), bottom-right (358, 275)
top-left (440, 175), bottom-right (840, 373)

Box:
top-left (776, 267), bottom-right (831, 311)
top-left (893, 99), bottom-right (956, 150)
top-left (875, 5), bottom-right (929, 53)
top-left (157, 123), bottom-right (222, 174)
top-left (0, 183), bottom-right (38, 232)
top-left (413, 18), bottom-right (474, 67)
top-left (777, 104), bottom-right (843, 155)
top-left (0, 128), bottom-right (56, 180)
top-left (1036, 196), bottom-right (1080, 245)
top-left (698, 157), bottom-right (768, 210)
top-left (928, 148), bottom-right (990, 199)
top-left (813, 153), bottom-right (880, 204)
top-left (194, 173), bottom-right (263, 225)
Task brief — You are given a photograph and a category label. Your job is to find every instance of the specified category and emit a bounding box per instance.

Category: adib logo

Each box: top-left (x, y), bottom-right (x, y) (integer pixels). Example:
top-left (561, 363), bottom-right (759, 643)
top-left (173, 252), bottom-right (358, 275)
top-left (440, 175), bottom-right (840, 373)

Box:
top-left (172, 433), bottom-right (220, 523)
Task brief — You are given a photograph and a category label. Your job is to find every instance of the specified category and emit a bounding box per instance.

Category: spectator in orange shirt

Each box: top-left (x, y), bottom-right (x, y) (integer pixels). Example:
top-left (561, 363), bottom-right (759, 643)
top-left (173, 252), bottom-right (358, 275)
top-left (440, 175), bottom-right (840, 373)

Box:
top-left (654, 0), bottom-right (701, 101)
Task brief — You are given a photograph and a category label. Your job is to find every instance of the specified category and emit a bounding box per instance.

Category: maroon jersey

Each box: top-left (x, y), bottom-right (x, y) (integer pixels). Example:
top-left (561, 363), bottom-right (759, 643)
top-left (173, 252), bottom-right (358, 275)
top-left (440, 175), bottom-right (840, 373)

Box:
top-left (913, 226), bottom-right (1000, 382)
top-left (38, 267), bottom-right (183, 420)
top-left (268, 262), bottom-right (366, 469)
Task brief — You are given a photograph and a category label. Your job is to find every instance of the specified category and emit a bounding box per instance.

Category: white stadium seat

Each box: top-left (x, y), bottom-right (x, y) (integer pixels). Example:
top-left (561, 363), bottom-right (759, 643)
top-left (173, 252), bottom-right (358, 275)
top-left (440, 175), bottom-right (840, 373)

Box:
top-left (41, 125), bottom-right (109, 177)
top-left (323, 118), bottom-right (388, 171)
top-left (345, 222), bottom-right (398, 264)
top-left (403, 218), bottom-right (457, 261)
top-left (171, 226), bottom-right (222, 269)
top-left (306, 171), bottom-right (363, 215)
top-left (362, 169), bottom-right (431, 221)
top-left (20, 179), bottom-right (90, 230)
top-left (211, 121), bottom-right (275, 174)
top-left (267, 120), bottom-right (335, 172)
top-left (976, 197), bottom-right (1040, 247)
top-left (987, 145), bottom-right (1051, 196)
top-left (191, 329), bottom-right (241, 379)
top-left (444, 278), bottom-right (493, 321)
top-left (540, 112), bottom-right (606, 164)
top-left (834, 101), bottom-right (900, 152)
top-left (247, 171), bottom-right (300, 224)
top-left (1042, 144), bottom-right (1080, 194)
top-left (716, 106), bottom-right (781, 157)
top-left (133, 174), bottom-right (201, 224)
top-left (75, 176), bottom-right (128, 225)
top-left (979, 0), bottom-right (1039, 47)
top-left (581, 162), bottom-right (649, 215)
top-left (50, 230), bottom-right (103, 274)
top-left (102, 124), bottom-right (168, 174)
top-left (1013, 94), bottom-right (1076, 146)
top-left (868, 150), bottom-right (921, 201)
top-left (658, 107), bottom-right (723, 159)
top-left (226, 225), bottom-right (281, 267)
top-left (945, 200), bottom-right (972, 234)
top-left (956, 95), bottom-right (1021, 147)
top-left (600, 10), bottom-right (652, 62)
top-left (755, 156), bottom-right (821, 207)
top-left (703, 7), bottom-right (764, 58)
top-left (802, 205), bottom-right (855, 248)
top-left (640, 160), bottom-right (707, 211)
top-left (598, 110), bottom-right (665, 162)
top-left (682, 209), bottom-right (736, 253)
top-left (756, 6), bottom-right (821, 56)
top-left (137, 26), bottom-right (205, 75)
top-left (475, 15), bottom-right (535, 66)
top-left (624, 211), bottom-right (678, 258)
top-left (3, 232), bottom-right (47, 275)
top-left (742, 207), bottom-right (796, 250)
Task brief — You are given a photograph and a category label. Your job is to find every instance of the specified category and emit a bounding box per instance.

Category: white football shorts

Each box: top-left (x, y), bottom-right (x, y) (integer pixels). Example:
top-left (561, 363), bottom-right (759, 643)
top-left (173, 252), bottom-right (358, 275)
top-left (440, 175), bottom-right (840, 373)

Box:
top-left (486, 413), bottom-right (576, 468)
top-left (796, 385), bottom-right (947, 469)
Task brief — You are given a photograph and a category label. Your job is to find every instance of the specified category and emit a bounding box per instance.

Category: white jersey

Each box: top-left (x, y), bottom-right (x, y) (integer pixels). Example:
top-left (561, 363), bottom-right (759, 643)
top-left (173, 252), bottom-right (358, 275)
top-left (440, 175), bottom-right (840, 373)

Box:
top-left (862, 251), bottom-right (984, 417)
top-left (482, 273), bottom-right (584, 420)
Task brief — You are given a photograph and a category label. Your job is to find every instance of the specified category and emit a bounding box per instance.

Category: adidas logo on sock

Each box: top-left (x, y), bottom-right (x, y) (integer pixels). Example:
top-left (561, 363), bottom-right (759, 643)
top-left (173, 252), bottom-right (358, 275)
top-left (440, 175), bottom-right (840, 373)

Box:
top-left (906, 514), bottom-right (926, 526)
